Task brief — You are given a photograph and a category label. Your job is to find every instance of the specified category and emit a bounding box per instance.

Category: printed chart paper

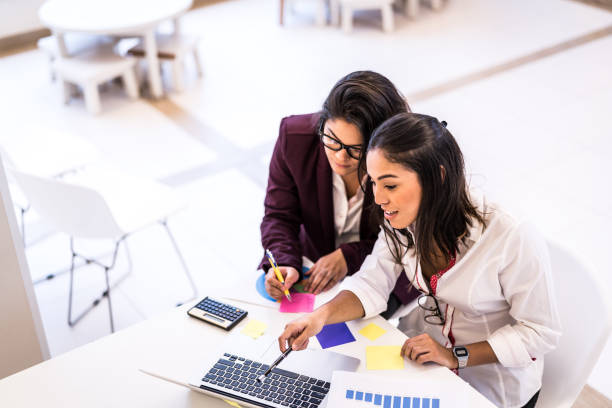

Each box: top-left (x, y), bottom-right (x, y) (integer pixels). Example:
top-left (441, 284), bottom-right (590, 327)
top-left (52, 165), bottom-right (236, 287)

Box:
top-left (328, 371), bottom-right (468, 408)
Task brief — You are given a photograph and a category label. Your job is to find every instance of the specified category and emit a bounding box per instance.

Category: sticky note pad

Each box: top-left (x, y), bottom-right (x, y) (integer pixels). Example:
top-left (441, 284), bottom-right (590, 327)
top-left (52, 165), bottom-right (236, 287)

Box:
top-left (366, 345), bottom-right (404, 370)
top-left (241, 319), bottom-right (267, 339)
top-left (359, 323), bottom-right (386, 341)
top-left (280, 293), bottom-right (315, 313)
top-left (315, 322), bottom-right (356, 349)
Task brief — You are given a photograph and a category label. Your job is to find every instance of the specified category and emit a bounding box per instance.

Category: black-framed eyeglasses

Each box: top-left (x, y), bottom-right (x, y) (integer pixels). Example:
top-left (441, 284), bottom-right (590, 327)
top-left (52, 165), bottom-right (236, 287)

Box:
top-left (417, 294), bottom-right (446, 325)
top-left (318, 131), bottom-right (363, 160)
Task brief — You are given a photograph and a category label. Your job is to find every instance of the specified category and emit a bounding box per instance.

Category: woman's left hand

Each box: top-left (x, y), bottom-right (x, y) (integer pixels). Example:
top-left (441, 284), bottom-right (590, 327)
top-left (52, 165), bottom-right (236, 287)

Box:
top-left (304, 249), bottom-right (348, 295)
top-left (401, 333), bottom-right (458, 369)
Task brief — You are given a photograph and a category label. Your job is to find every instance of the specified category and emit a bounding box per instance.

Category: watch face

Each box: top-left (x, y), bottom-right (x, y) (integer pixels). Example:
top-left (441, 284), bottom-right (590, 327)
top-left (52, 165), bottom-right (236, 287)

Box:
top-left (455, 347), bottom-right (468, 357)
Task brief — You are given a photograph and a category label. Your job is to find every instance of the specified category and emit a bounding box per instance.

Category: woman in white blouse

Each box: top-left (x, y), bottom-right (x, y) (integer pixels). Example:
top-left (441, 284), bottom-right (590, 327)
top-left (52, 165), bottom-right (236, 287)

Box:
top-left (278, 112), bottom-right (562, 408)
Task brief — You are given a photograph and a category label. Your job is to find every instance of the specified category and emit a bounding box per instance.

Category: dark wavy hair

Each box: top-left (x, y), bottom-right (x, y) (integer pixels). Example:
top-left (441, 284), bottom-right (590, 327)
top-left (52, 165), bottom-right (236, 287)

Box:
top-left (316, 71), bottom-right (410, 171)
top-left (366, 112), bottom-right (485, 270)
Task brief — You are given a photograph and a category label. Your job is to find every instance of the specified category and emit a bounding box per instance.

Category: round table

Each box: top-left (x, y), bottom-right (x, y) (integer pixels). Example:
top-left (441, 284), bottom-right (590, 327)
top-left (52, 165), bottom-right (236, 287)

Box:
top-left (39, 0), bottom-right (193, 98)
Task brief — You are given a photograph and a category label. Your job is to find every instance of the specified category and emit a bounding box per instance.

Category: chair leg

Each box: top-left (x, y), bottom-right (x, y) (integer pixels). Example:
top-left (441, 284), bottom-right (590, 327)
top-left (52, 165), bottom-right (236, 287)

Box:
top-left (122, 68), bottom-right (139, 99)
top-left (341, 6), bottom-right (353, 33)
top-left (61, 80), bottom-right (72, 105)
top-left (193, 48), bottom-right (203, 78)
top-left (381, 4), bottom-right (394, 32)
top-left (172, 58), bottom-right (184, 92)
top-left (83, 82), bottom-right (101, 114)
top-left (405, 0), bottom-right (418, 18)
top-left (103, 266), bottom-right (114, 333)
top-left (430, 0), bottom-right (442, 10)
top-left (67, 238), bottom-right (127, 333)
top-left (315, 0), bottom-right (326, 25)
top-left (330, 0), bottom-right (339, 25)
top-left (160, 220), bottom-right (198, 306)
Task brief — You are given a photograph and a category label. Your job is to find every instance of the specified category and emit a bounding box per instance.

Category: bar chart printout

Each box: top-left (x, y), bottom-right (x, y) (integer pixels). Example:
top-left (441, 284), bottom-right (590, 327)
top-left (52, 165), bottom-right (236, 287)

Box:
top-left (327, 371), bottom-right (468, 408)
top-left (344, 388), bottom-right (440, 408)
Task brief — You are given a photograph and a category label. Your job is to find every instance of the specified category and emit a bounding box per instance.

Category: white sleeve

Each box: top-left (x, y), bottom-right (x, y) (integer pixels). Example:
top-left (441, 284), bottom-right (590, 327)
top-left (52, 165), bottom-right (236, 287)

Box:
top-left (487, 221), bottom-right (562, 368)
top-left (339, 228), bottom-right (404, 319)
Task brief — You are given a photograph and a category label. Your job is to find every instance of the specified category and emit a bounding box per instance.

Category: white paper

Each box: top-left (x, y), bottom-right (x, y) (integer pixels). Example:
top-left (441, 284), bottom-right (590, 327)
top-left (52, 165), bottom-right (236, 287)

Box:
top-left (327, 370), bottom-right (468, 408)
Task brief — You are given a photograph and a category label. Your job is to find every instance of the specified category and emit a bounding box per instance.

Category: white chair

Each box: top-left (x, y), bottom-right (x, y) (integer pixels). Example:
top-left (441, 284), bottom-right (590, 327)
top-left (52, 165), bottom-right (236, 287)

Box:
top-left (331, 0), bottom-right (395, 33)
top-left (280, 0), bottom-right (327, 26)
top-left (122, 33), bottom-right (202, 93)
top-left (537, 242), bottom-right (612, 407)
top-left (10, 166), bottom-right (198, 333)
top-left (54, 48), bottom-right (139, 114)
top-left (37, 34), bottom-right (119, 82)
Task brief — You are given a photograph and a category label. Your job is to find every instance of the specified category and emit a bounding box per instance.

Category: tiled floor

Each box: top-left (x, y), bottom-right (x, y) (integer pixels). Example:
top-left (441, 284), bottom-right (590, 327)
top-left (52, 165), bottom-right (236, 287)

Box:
top-left (0, 0), bottom-right (610, 401)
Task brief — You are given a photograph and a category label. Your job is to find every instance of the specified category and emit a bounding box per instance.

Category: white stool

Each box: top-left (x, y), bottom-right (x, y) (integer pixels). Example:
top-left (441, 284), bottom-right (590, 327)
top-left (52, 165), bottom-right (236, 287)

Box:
top-left (54, 49), bottom-right (138, 115)
top-left (37, 35), bottom-right (117, 82)
top-left (331, 0), bottom-right (395, 33)
top-left (124, 34), bottom-right (202, 93)
top-left (280, 0), bottom-right (327, 26)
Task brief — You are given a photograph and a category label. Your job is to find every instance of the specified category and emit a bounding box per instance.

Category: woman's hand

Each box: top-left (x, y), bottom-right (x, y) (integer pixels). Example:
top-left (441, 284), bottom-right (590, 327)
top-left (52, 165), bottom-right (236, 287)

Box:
top-left (265, 266), bottom-right (300, 300)
top-left (278, 312), bottom-right (327, 352)
top-left (304, 249), bottom-right (348, 295)
top-left (401, 333), bottom-right (458, 369)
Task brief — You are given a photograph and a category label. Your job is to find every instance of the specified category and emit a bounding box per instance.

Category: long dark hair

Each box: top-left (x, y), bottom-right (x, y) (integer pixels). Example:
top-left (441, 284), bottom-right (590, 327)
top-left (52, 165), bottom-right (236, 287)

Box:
top-left (367, 112), bottom-right (485, 270)
top-left (316, 71), bottom-right (410, 171)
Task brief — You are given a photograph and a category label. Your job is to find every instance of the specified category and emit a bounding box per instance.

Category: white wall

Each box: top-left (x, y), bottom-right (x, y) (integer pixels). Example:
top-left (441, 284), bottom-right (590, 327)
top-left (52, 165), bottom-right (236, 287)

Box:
top-left (0, 0), bottom-right (45, 38)
top-left (0, 156), bottom-right (49, 379)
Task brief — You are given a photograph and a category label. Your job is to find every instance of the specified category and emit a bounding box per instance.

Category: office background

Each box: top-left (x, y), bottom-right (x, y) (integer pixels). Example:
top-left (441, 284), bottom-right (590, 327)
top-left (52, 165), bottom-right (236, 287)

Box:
top-left (0, 0), bottom-right (610, 405)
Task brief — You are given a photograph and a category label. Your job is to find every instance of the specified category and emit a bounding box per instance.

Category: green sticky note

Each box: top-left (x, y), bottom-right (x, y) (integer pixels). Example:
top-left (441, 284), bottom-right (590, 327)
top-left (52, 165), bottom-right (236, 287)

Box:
top-left (241, 319), bottom-right (267, 339)
top-left (366, 345), bottom-right (404, 370)
top-left (359, 323), bottom-right (386, 341)
top-left (292, 282), bottom-right (310, 293)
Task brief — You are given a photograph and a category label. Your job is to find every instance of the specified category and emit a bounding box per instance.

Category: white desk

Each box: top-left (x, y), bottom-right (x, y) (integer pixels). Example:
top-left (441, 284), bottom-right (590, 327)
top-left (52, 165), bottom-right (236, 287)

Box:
top-left (38, 0), bottom-right (193, 99)
top-left (0, 295), bottom-right (496, 407)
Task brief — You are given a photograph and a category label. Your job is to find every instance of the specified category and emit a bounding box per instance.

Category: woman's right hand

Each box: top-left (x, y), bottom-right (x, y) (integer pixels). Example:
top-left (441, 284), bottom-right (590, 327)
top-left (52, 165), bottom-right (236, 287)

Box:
top-left (265, 266), bottom-right (300, 300)
top-left (278, 312), bottom-right (327, 352)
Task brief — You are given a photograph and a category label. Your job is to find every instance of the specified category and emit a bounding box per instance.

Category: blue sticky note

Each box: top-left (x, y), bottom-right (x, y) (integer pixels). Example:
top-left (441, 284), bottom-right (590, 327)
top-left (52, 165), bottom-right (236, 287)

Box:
top-left (365, 393), bottom-right (373, 402)
top-left (315, 322), bottom-right (356, 349)
top-left (346, 390), bottom-right (354, 399)
top-left (356, 391), bottom-right (363, 401)
top-left (374, 394), bottom-right (383, 405)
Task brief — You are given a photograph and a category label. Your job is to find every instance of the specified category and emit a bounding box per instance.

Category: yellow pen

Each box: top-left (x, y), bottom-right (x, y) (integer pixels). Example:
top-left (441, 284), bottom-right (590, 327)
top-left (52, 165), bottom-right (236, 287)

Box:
top-left (265, 249), bottom-right (293, 302)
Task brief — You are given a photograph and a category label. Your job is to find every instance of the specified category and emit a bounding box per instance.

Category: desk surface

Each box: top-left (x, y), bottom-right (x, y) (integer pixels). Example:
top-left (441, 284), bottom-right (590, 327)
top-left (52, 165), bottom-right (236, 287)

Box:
top-left (39, 0), bottom-right (193, 34)
top-left (0, 291), bottom-right (496, 408)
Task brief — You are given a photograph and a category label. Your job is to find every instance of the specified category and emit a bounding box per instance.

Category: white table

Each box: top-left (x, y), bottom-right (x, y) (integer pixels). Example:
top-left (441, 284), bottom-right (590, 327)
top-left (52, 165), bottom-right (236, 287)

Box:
top-left (38, 0), bottom-right (193, 99)
top-left (0, 293), bottom-right (496, 408)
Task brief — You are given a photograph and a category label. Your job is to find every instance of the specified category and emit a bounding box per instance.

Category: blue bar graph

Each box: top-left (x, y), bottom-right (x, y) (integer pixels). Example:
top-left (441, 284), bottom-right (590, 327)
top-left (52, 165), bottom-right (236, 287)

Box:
top-left (344, 388), bottom-right (441, 408)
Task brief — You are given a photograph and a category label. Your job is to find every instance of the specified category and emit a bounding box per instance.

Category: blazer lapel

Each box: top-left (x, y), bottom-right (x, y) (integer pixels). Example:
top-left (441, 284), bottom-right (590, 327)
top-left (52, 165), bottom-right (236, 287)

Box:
top-left (316, 144), bottom-right (335, 253)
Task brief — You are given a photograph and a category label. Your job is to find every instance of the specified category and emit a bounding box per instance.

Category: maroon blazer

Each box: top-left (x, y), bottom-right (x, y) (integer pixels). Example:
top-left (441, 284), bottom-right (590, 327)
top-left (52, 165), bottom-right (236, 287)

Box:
top-left (259, 113), bottom-right (416, 305)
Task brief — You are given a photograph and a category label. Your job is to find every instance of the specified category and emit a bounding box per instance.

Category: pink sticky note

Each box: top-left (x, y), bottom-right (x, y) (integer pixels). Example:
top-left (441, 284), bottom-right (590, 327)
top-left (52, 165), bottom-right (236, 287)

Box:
top-left (280, 293), bottom-right (315, 313)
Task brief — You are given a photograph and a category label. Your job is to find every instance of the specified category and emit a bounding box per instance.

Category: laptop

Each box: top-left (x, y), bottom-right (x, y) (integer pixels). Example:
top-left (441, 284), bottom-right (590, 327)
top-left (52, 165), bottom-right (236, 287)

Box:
top-left (188, 344), bottom-right (360, 408)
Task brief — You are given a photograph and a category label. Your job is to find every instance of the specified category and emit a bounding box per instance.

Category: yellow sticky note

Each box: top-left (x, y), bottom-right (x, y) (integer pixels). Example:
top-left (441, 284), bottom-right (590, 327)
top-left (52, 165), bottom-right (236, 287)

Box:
top-left (241, 319), bottom-right (267, 339)
top-left (223, 400), bottom-right (242, 407)
top-left (366, 345), bottom-right (404, 370)
top-left (359, 323), bottom-right (386, 341)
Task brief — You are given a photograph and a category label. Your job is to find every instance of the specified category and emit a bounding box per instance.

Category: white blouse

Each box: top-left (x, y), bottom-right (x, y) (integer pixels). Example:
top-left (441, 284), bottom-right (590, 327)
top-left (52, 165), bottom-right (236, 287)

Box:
top-left (332, 172), bottom-right (364, 247)
top-left (339, 191), bottom-right (562, 408)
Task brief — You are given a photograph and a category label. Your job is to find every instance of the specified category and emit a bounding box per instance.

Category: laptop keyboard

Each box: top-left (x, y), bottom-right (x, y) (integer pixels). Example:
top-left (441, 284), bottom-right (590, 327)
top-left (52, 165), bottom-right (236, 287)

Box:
top-left (200, 352), bottom-right (330, 407)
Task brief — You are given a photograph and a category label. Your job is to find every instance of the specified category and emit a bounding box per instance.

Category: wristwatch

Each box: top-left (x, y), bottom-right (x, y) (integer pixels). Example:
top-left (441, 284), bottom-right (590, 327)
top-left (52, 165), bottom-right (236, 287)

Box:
top-left (452, 346), bottom-right (469, 369)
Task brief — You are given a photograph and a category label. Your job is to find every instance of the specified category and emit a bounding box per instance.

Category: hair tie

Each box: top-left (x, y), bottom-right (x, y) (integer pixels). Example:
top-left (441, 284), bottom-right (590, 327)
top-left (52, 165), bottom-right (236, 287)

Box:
top-left (441, 120), bottom-right (447, 128)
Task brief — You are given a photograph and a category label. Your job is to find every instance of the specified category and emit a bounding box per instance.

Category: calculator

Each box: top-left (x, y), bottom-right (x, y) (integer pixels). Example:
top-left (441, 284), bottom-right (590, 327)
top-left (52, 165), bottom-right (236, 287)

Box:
top-left (187, 296), bottom-right (248, 330)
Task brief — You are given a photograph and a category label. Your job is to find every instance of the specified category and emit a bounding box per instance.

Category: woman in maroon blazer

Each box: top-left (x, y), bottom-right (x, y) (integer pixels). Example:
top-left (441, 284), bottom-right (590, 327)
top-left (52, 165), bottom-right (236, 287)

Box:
top-left (259, 71), bottom-right (416, 316)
